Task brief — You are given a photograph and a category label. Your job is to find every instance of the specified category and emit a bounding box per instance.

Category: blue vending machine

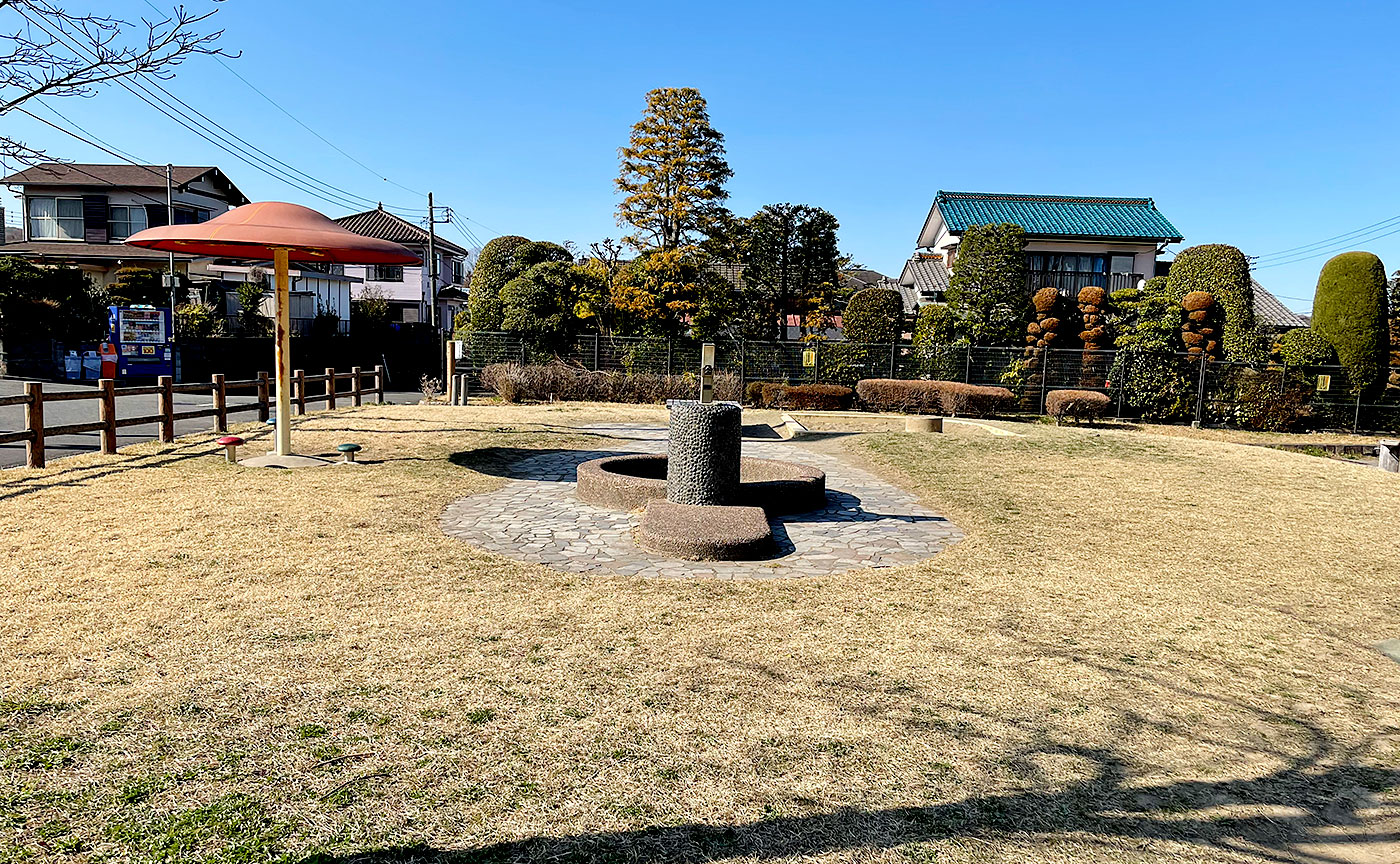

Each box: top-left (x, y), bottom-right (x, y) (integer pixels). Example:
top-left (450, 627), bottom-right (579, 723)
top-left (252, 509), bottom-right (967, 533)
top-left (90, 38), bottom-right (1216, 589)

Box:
top-left (106, 305), bottom-right (173, 380)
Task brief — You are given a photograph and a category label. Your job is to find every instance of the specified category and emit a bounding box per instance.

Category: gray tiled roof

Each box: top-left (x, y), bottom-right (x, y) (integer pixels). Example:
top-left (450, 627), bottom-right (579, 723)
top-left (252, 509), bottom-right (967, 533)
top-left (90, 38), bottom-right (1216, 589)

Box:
top-left (0, 241), bottom-right (186, 261)
top-left (898, 255), bottom-right (950, 300)
top-left (1251, 279), bottom-right (1309, 329)
top-left (0, 163), bottom-right (249, 205)
top-left (335, 207), bottom-right (469, 256)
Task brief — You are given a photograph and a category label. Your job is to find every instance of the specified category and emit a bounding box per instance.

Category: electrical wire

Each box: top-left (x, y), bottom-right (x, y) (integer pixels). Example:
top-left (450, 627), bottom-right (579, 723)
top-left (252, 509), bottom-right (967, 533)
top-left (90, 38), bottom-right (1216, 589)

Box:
top-left (10, 4), bottom-right (417, 216)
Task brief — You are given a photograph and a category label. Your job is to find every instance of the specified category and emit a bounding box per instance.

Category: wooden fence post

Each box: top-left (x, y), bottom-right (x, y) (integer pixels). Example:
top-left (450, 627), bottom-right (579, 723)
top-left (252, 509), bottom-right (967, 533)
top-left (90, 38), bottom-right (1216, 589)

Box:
top-left (24, 381), bottom-right (44, 469)
top-left (257, 371), bottom-right (270, 422)
top-left (294, 369), bottom-right (306, 415)
top-left (212, 373), bottom-right (227, 432)
top-left (351, 366), bottom-right (363, 407)
top-left (99, 378), bottom-right (117, 455)
top-left (157, 375), bottom-right (175, 443)
top-left (325, 367), bottom-right (337, 410)
top-left (374, 365), bottom-right (385, 404)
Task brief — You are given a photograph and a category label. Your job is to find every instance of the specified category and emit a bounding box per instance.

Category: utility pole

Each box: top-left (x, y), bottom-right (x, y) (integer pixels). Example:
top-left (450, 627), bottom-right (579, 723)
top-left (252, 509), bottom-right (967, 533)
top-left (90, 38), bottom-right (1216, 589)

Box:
top-left (427, 191), bottom-right (439, 331)
top-left (165, 164), bottom-right (178, 378)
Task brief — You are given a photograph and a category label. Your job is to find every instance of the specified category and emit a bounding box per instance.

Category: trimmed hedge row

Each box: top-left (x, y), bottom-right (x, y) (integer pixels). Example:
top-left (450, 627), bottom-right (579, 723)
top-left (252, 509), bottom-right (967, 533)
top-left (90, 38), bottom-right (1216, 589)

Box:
top-left (854, 379), bottom-right (1014, 417)
top-left (480, 362), bottom-right (742, 404)
top-left (1045, 389), bottom-right (1111, 424)
top-left (745, 382), bottom-right (853, 410)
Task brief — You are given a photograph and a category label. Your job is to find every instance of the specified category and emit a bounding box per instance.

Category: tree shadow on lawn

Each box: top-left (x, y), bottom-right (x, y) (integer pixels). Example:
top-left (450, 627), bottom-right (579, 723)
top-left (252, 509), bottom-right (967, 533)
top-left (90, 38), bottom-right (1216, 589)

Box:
top-left (449, 447), bottom-right (647, 482)
top-left (293, 751), bottom-right (1397, 864)
top-left (294, 652), bottom-right (1400, 864)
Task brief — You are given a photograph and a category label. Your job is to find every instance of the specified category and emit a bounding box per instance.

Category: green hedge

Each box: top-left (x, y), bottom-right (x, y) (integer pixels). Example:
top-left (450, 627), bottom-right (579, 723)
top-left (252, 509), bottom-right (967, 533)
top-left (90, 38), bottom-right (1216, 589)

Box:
top-left (841, 286), bottom-right (903, 344)
top-left (1312, 251), bottom-right (1389, 393)
top-left (1167, 244), bottom-right (1257, 361)
top-left (1274, 327), bottom-right (1335, 366)
top-left (467, 235), bottom-right (529, 332)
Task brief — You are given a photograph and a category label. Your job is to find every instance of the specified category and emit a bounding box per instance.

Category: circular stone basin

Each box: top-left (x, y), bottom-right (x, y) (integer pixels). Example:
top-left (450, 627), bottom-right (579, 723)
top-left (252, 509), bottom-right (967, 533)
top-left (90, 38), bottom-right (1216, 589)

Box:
top-left (577, 454), bottom-right (825, 516)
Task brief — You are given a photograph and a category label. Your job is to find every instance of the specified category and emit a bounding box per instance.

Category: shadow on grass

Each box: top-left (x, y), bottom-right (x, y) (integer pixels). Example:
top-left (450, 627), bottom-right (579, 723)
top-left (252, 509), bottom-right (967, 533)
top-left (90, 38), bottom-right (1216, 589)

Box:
top-left (449, 447), bottom-right (644, 482)
top-left (290, 751), bottom-right (1397, 864)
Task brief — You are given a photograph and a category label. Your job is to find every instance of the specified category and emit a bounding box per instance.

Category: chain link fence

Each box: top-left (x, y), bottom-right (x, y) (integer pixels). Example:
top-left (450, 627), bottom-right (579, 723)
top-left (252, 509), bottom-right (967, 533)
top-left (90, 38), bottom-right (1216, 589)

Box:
top-left (456, 332), bottom-right (1400, 432)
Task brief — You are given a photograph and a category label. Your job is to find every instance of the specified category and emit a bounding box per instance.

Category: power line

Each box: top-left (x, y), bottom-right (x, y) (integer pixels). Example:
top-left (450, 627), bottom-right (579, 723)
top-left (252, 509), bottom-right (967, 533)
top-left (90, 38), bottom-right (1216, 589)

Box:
top-left (1253, 222), bottom-right (1400, 270)
top-left (136, 0), bottom-right (425, 200)
top-left (10, 5), bottom-right (419, 216)
top-left (1254, 213), bottom-right (1400, 261)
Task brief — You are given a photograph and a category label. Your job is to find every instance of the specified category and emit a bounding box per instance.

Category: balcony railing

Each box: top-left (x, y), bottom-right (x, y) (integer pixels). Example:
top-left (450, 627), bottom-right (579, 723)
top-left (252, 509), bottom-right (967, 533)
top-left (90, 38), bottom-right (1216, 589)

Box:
top-left (1028, 271), bottom-right (1144, 297)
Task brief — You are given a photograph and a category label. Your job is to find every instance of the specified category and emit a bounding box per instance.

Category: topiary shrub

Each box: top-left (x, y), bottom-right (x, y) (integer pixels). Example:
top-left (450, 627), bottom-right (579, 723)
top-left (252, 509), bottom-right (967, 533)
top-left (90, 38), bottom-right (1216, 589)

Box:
top-left (1167, 244), bottom-right (1257, 361)
top-left (746, 382), bottom-right (853, 411)
top-left (1044, 389), bottom-right (1110, 424)
top-left (1179, 291), bottom-right (1220, 359)
top-left (854, 379), bottom-right (1013, 417)
top-left (1274, 327), bottom-right (1335, 366)
top-left (1312, 251), bottom-right (1389, 393)
top-left (467, 235), bottom-right (530, 332)
top-left (479, 362), bottom-right (741, 405)
top-left (842, 286), bottom-right (904, 344)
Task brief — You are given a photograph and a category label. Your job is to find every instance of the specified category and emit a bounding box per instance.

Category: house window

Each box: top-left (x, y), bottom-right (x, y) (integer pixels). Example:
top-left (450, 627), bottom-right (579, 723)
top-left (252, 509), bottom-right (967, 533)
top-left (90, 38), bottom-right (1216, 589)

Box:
top-left (1027, 254), bottom-right (1108, 296)
top-left (108, 205), bottom-right (149, 241)
top-left (451, 258), bottom-right (465, 283)
top-left (371, 264), bottom-right (403, 282)
top-left (27, 197), bottom-right (84, 240)
top-left (174, 206), bottom-right (211, 224)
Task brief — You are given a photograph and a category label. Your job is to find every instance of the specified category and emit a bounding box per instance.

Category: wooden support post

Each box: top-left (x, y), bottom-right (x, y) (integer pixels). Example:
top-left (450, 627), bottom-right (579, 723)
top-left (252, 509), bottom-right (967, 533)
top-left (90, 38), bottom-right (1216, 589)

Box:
top-left (24, 381), bottom-right (44, 469)
top-left (445, 341), bottom-right (457, 403)
top-left (257, 371), bottom-right (270, 423)
top-left (294, 369), bottom-right (306, 415)
top-left (374, 364), bottom-right (385, 404)
top-left (157, 375), bottom-right (175, 443)
top-left (98, 378), bottom-right (117, 455)
top-left (351, 366), bottom-right (363, 407)
top-left (325, 367), bottom-right (337, 410)
top-left (212, 373), bottom-right (227, 432)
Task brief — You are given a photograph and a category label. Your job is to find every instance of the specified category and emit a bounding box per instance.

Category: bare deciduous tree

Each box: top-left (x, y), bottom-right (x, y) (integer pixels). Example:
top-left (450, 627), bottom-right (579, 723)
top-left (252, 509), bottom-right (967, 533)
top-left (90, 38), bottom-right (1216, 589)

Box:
top-left (0, 0), bottom-right (232, 162)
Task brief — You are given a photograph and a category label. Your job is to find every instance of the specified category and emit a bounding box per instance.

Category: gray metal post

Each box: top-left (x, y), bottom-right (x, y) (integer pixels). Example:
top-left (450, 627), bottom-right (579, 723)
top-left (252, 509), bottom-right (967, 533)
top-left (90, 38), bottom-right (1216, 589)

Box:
top-left (1194, 354), bottom-right (1208, 424)
top-left (964, 347), bottom-right (972, 383)
top-left (1354, 388), bottom-right (1363, 432)
top-left (666, 339), bottom-right (673, 377)
top-left (889, 343), bottom-right (897, 378)
top-left (593, 333), bottom-right (600, 371)
top-left (1039, 348), bottom-right (1050, 414)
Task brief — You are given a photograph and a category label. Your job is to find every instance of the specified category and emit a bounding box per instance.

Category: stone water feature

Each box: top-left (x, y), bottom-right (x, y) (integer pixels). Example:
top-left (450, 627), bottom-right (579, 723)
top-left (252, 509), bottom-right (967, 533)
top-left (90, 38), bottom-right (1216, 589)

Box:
top-left (575, 397), bottom-right (828, 560)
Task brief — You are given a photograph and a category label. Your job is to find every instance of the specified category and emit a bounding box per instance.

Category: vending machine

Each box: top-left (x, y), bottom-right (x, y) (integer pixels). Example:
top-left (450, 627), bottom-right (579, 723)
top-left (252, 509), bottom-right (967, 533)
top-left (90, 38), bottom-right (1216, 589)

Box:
top-left (105, 305), bottom-right (173, 379)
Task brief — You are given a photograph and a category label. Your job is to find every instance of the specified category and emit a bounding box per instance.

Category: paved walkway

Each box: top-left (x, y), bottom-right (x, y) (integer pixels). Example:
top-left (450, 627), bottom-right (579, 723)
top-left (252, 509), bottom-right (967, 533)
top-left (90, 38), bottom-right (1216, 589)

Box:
top-left (441, 424), bottom-right (962, 578)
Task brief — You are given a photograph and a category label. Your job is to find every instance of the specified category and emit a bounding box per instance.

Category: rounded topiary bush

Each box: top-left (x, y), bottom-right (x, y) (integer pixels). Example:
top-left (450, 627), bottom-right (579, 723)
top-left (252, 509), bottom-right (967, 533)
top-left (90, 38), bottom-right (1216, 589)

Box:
top-left (1179, 291), bottom-right (1220, 358)
top-left (1312, 251), bottom-right (1389, 393)
top-left (1032, 286), bottom-right (1059, 314)
top-left (1044, 389), bottom-right (1111, 424)
top-left (1275, 327), bottom-right (1335, 366)
top-left (842, 286), bottom-right (904, 344)
top-left (467, 235), bottom-right (530, 332)
top-left (1168, 244), bottom-right (1256, 360)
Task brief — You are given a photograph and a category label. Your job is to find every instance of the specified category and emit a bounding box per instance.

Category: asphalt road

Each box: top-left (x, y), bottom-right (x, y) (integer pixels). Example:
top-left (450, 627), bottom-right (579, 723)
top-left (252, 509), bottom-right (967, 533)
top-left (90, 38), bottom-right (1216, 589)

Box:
top-left (0, 379), bottom-right (421, 468)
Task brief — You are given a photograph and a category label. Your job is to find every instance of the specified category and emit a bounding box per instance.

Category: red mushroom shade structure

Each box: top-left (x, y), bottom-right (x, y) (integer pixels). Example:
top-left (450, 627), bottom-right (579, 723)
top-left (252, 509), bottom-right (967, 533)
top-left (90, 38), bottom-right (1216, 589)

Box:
top-left (126, 202), bottom-right (419, 459)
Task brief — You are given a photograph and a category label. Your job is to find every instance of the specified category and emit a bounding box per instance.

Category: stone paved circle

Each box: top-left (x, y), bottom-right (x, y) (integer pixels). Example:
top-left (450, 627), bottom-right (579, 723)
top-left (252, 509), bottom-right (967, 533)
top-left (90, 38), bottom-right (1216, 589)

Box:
top-left (439, 424), bottom-right (963, 579)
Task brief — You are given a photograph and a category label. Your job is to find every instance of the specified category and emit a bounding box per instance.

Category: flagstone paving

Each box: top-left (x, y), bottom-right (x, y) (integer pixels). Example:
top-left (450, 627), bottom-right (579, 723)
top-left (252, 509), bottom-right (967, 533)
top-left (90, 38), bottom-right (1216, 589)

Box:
top-left (440, 424), bottom-right (962, 578)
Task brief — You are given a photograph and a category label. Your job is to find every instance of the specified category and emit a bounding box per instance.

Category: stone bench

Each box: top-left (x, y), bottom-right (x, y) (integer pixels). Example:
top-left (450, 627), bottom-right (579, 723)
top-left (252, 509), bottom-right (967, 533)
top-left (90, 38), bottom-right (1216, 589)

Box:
top-left (1380, 440), bottom-right (1400, 473)
top-left (636, 500), bottom-right (773, 561)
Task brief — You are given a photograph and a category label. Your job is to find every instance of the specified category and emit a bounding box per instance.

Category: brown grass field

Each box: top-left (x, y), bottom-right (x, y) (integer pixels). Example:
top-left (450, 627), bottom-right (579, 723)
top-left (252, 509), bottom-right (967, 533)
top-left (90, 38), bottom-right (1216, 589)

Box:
top-left (2, 402), bottom-right (1398, 864)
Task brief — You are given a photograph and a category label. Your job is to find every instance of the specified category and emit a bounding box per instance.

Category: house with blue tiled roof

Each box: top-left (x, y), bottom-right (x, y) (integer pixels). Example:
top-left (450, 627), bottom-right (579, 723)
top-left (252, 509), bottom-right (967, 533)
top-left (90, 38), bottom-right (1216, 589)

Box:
top-left (896, 191), bottom-right (1307, 329)
top-left (899, 191), bottom-right (1183, 307)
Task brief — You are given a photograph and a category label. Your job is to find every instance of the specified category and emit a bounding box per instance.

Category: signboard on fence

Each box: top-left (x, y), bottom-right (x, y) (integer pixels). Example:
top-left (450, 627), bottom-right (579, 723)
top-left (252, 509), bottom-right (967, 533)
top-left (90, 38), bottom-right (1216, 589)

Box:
top-left (1316, 374), bottom-right (1332, 392)
top-left (802, 349), bottom-right (817, 368)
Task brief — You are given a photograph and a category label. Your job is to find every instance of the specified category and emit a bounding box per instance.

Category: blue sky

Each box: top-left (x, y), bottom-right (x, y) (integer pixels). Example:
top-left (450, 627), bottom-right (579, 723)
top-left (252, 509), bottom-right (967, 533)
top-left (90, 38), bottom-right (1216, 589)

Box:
top-left (5, 0), bottom-right (1400, 312)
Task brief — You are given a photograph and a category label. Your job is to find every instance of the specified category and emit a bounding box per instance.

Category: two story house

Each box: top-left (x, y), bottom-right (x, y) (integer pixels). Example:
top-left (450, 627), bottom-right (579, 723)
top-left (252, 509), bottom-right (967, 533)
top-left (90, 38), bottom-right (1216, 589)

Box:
top-left (0, 163), bottom-right (249, 290)
top-left (334, 206), bottom-right (469, 329)
top-left (896, 190), bottom-right (1306, 329)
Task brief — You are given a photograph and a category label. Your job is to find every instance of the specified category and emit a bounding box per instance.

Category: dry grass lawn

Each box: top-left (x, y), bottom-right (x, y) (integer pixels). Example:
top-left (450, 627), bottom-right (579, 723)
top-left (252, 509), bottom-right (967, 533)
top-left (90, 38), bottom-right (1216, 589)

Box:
top-left (1, 402), bottom-right (1398, 864)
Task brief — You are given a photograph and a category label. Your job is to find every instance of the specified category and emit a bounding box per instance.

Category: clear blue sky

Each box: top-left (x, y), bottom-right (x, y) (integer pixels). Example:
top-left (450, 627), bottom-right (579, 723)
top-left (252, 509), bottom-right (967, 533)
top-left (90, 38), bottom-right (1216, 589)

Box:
top-left (5, 0), bottom-right (1399, 313)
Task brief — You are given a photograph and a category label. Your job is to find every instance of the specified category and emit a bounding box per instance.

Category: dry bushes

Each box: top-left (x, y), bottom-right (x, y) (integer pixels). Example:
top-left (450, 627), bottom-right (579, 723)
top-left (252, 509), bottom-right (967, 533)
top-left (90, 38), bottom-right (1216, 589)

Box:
top-left (480, 362), bottom-right (741, 404)
top-left (1045, 389), bottom-right (1111, 424)
top-left (745, 382), bottom-right (853, 410)
top-left (855, 379), bottom-right (1014, 417)
top-left (1181, 291), bottom-right (1221, 359)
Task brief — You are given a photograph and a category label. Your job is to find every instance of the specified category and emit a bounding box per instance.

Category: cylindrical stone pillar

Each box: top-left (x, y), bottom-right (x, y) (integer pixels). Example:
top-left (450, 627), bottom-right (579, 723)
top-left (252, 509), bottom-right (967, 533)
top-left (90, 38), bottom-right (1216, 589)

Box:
top-left (666, 400), bottom-right (741, 505)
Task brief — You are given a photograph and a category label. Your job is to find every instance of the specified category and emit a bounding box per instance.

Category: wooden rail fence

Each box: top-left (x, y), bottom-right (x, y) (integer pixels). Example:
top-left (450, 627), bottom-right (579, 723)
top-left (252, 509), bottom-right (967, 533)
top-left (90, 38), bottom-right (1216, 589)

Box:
top-left (1, 365), bottom-right (385, 469)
